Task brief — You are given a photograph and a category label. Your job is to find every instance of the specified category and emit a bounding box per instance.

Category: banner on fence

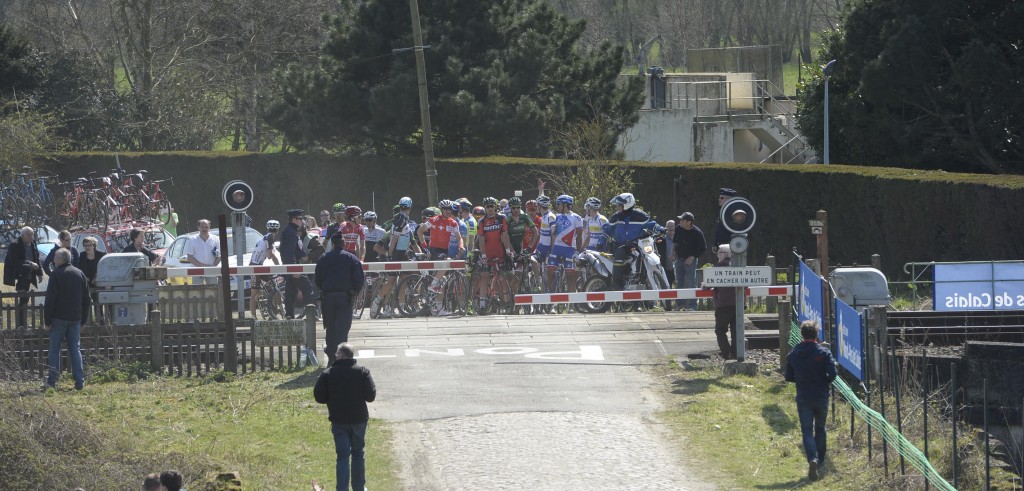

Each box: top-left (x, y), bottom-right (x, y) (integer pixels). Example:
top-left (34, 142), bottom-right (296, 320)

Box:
top-left (253, 320), bottom-right (305, 346)
top-left (834, 298), bottom-right (863, 380)
top-left (798, 261), bottom-right (824, 340)
top-left (934, 261), bottom-right (1024, 311)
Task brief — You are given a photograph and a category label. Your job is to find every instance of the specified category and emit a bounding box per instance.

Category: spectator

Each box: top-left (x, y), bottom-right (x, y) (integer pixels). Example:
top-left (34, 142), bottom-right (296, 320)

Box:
top-left (160, 205), bottom-right (179, 237)
top-left (43, 248), bottom-right (90, 390)
top-left (785, 320), bottom-right (838, 481)
top-left (142, 473), bottom-right (162, 491)
top-left (319, 210), bottom-right (332, 229)
top-left (280, 209), bottom-right (313, 319)
top-left (76, 236), bottom-right (106, 324)
top-left (122, 228), bottom-right (162, 265)
top-left (3, 226), bottom-right (43, 328)
top-left (185, 219), bottom-right (220, 284)
top-left (314, 343), bottom-right (376, 491)
top-left (712, 245), bottom-right (737, 359)
top-left (713, 187), bottom-right (736, 252)
top-left (42, 230), bottom-right (79, 275)
top-left (674, 212), bottom-right (707, 310)
top-left (316, 235), bottom-right (365, 364)
top-left (159, 470), bottom-right (186, 491)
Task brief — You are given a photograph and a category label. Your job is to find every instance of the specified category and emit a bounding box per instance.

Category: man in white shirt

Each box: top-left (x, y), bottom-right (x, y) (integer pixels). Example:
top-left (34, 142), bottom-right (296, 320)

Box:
top-left (186, 219), bottom-right (220, 284)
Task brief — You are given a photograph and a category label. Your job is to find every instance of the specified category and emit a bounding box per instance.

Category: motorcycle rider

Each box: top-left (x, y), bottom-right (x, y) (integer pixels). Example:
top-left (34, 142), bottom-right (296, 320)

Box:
top-left (603, 193), bottom-right (664, 291)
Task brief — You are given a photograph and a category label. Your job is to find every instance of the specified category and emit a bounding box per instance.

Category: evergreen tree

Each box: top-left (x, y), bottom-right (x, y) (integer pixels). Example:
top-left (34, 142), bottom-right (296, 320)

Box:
top-left (268, 0), bottom-right (643, 157)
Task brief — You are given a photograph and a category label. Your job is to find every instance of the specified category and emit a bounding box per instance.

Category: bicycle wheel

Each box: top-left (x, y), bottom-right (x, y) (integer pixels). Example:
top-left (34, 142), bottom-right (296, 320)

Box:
top-left (259, 279), bottom-right (286, 320)
top-left (488, 274), bottom-right (514, 315)
top-left (352, 287), bottom-right (367, 320)
top-left (396, 274), bottom-right (428, 317)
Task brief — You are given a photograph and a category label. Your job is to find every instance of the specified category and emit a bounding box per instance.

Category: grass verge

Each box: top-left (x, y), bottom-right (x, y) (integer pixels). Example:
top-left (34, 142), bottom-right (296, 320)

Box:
top-left (2, 368), bottom-right (400, 490)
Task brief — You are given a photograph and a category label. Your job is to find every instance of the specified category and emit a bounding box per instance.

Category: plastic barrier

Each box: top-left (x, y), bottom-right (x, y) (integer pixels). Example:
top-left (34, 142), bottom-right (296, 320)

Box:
top-left (515, 286), bottom-right (792, 305)
top-left (165, 260), bottom-right (467, 278)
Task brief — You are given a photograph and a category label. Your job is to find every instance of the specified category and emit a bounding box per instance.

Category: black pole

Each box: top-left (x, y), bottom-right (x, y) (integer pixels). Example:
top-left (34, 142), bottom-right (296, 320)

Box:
top-left (218, 214), bottom-right (237, 373)
top-left (864, 308), bottom-right (872, 462)
top-left (893, 343), bottom-right (905, 475)
top-left (923, 349), bottom-right (930, 491)
top-left (878, 323), bottom-right (888, 477)
top-left (951, 363), bottom-right (958, 489)
top-left (984, 378), bottom-right (990, 490)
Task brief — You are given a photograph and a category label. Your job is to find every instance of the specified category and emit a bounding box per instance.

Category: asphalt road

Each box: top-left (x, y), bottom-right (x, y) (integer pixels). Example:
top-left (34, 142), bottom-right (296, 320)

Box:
top-left (320, 311), bottom-right (728, 490)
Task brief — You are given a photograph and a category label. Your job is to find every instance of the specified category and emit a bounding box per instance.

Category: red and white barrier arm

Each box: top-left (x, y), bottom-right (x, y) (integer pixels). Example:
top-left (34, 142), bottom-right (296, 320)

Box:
top-left (165, 260), bottom-right (467, 278)
top-left (514, 285), bottom-right (793, 305)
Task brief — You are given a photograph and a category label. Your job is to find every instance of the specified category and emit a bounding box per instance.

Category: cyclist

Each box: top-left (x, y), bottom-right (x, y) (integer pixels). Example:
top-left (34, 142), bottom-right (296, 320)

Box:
top-left (374, 204), bottom-right (402, 259)
top-left (417, 207), bottom-right (439, 251)
top-left (447, 201), bottom-right (467, 259)
top-left (248, 220), bottom-right (282, 318)
top-left (457, 198), bottom-right (476, 251)
top-left (583, 197), bottom-right (609, 252)
top-left (472, 206), bottom-right (485, 225)
top-left (523, 199), bottom-right (539, 253)
top-left (532, 195), bottom-right (557, 281)
top-left (547, 194), bottom-right (584, 295)
top-left (475, 197), bottom-right (514, 312)
top-left (506, 197), bottom-right (538, 255)
top-left (324, 202), bottom-right (346, 241)
top-left (603, 192), bottom-right (664, 291)
top-left (363, 211), bottom-right (386, 262)
top-left (419, 200), bottom-right (464, 297)
top-left (339, 205), bottom-right (365, 260)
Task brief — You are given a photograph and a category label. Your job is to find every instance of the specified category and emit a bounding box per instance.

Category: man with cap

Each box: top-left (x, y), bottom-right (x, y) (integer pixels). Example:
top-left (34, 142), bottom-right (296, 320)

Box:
top-left (280, 208), bottom-right (313, 319)
top-left (713, 187), bottom-right (737, 252)
top-left (674, 212), bottom-right (707, 310)
top-left (316, 233), bottom-right (365, 364)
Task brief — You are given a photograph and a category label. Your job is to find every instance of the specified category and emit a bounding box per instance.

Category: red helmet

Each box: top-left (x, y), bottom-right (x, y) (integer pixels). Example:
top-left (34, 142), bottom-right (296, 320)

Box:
top-left (472, 206), bottom-right (485, 217)
top-left (525, 199), bottom-right (538, 214)
top-left (344, 205), bottom-right (362, 219)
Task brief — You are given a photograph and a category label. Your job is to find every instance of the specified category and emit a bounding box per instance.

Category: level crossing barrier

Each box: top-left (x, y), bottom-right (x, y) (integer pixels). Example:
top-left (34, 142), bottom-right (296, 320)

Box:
top-left (515, 286), bottom-right (792, 305)
top-left (165, 260), bottom-right (467, 278)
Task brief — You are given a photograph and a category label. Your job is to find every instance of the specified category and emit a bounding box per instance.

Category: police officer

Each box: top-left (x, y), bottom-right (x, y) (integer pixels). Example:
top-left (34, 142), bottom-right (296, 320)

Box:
top-left (279, 208), bottom-right (313, 319)
top-left (316, 233), bottom-right (365, 364)
top-left (713, 187), bottom-right (737, 252)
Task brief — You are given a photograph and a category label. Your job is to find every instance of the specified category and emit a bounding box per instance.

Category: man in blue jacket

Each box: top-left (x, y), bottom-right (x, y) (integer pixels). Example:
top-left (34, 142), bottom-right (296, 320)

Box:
top-left (785, 320), bottom-right (838, 481)
top-left (280, 208), bottom-right (313, 319)
top-left (603, 193), bottom-right (663, 290)
top-left (316, 233), bottom-right (365, 364)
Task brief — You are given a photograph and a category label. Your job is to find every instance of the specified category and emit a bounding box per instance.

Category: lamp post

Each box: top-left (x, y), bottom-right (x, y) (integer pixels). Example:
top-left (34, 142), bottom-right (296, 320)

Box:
top-left (822, 59), bottom-right (837, 165)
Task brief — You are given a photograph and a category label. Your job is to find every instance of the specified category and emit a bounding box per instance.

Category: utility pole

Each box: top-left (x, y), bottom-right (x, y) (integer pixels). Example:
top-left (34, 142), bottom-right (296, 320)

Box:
top-left (409, 0), bottom-right (438, 205)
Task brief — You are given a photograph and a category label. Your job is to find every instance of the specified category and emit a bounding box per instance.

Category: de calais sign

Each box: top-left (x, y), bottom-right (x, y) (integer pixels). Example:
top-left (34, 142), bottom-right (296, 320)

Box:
top-left (798, 261), bottom-right (825, 340)
top-left (934, 262), bottom-right (1024, 311)
top-left (834, 298), bottom-right (863, 381)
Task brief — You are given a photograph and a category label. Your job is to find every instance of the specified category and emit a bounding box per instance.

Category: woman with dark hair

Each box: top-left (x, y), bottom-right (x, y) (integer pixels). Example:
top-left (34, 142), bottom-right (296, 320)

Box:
top-left (122, 228), bottom-right (162, 265)
top-left (76, 236), bottom-right (106, 323)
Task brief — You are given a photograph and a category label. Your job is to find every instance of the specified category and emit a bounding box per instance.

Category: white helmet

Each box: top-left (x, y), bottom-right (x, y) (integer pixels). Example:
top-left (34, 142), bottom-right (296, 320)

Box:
top-left (609, 193), bottom-right (636, 210)
top-left (584, 197), bottom-right (602, 211)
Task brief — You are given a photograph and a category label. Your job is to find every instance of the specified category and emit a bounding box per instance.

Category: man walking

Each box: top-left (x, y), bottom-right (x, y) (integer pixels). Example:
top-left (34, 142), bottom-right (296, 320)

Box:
top-left (4, 226), bottom-right (43, 328)
top-left (314, 343), bottom-right (376, 491)
top-left (43, 248), bottom-right (91, 390)
top-left (316, 234), bottom-right (365, 364)
top-left (280, 208), bottom-right (313, 319)
top-left (674, 212), bottom-right (707, 310)
top-left (785, 320), bottom-right (838, 481)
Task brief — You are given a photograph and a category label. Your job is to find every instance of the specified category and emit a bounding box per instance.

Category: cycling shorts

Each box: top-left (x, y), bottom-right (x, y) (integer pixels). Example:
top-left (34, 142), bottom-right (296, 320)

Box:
top-left (546, 254), bottom-right (576, 271)
top-left (428, 247), bottom-right (448, 261)
top-left (535, 243), bottom-right (551, 258)
top-left (482, 254), bottom-right (511, 272)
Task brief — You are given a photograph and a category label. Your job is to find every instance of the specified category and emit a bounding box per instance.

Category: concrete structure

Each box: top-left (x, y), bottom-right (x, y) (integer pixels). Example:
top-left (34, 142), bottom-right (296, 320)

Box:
top-left (620, 71), bottom-right (817, 164)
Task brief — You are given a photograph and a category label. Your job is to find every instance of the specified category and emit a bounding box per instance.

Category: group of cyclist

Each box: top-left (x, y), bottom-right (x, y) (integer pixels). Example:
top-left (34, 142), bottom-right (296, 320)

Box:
top-left (251, 190), bottom-right (663, 317)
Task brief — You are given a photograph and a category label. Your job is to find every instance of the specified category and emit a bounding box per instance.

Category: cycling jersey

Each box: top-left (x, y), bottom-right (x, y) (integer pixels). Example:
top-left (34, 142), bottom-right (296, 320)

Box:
top-left (249, 233), bottom-right (275, 265)
top-left (535, 210), bottom-right (557, 255)
top-left (463, 215), bottom-right (477, 247)
top-left (550, 211), bottom-right (584, 258)
top-left (391, 218), bottom-right (416, 254)
top-left (478, 214), bottom-right (509, 261)
top-left (584, 213), bottom-right (609, 251)
top-left (364, 225), bottom-right (386, 262)
top-left (428, 215), bottom-right (459, 250)
top-left (449, 218), bottom-right (468, 258)
top-left (339, 222), bottom-right (364, 253)
top-left (522, 217), bottom-right (538, 253)
top-left (506, 213), bottom-right (536, 254)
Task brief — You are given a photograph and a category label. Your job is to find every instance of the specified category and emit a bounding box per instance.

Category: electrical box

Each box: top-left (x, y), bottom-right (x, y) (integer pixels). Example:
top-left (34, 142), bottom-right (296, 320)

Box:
top-left (830, 267), bottom-right (890, 308)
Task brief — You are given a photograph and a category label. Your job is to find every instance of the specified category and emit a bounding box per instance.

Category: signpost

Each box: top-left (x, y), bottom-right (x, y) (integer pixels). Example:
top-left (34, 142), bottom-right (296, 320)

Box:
top-left (222, 181), bottom-right (253, 319)
top-left (798, 260), bottom-right (825, 341)
top-left (702, 266), bottom-right (773, 287)
top-left (720, 197), bottom-right (756, 362)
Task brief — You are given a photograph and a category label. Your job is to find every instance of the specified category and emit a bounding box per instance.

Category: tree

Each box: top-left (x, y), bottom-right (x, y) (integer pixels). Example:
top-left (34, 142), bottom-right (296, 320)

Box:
top-left (796, 0), bottom-right (1024, 173)
top-left (0, 24), bottom-right (37, 98)
top-left (268, 0), bottom-right (644, 157)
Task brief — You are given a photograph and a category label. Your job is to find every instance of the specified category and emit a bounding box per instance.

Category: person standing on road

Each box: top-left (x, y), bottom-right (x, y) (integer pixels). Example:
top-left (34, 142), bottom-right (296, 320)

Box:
top-left (185, 219), bottom-right (220, 284)
top-left (712, 245), bottom-right (737, 358)
top-left (4, 226), bottom-right (43, 328)
top-left (43, 248), bottom-right (91, 390)
top-left (280, 209), bottom-right (313, 319)
top-left (785, 320), bottom-right (838, 482)
top-left (713, 188), bottom-right (736, 253)
top-left (316, 234), bottom-right (365, 364)
top-left (314, 342), bottom-right (376, 491)
top-left (674, 212), bottom-right (707, 310)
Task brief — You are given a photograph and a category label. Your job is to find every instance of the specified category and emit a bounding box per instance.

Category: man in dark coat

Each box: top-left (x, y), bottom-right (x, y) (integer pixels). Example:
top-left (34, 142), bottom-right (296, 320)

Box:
top-left (43, 248), bottom-right (91, 390)
top-left (316, 233), bottom-right (365, 364)
top-left (713, 187), bottom-right (737, 253)
top-left (785, 320), bottom-right (838, 481)
top-left (279, 208), bottom-right (313, 319)
top-left (3, 226), bottom-right (43, 328)
top-left (314, 343), bottom-right (376, 491)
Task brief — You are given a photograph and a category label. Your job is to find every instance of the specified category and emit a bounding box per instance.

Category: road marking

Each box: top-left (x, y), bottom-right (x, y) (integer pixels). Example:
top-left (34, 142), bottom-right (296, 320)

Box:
top-left (358, 345), bottom-right (605, 361)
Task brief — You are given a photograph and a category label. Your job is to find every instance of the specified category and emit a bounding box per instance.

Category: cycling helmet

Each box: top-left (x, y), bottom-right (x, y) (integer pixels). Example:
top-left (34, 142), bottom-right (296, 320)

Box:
top-left (449, 201), bottom-right (461, 212)
top-left (438, 199), bottom-right (454, 211)
top-left (457, 198), bottom-right (473, 211)
top-left (609, 192), bottom-right (636, 210)
top-left (525, 199), bottom-right (538, 213)
top-left (363, 211), bottom-right (377, 221)
top-left (536, 195), bottom-right (552, 208)
top-left (584, 197), bottom-right (602, 211)
top-left (331, 202), bottom-right (345, 213)
top-left (508, 196), bottom-right (522, 207)
top-left (482, 197), bottom-right (498, 207)
top-left (472, 206), bottom-right (485, 217)
top-left (345, 205), bottom-right (362, 219)
top-left (555, 194), bottom-right (574, 206)
top-left (421, 207), bottom-right (437, 219)
top-left (266, 220), bottom-right (281, 231)
top-left (399, 196), bottom-right (413, 208)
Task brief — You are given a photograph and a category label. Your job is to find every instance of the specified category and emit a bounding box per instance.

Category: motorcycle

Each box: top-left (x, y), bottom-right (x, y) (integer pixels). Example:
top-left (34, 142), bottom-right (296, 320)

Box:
top-left (577, 231), bottom-right (671, 313)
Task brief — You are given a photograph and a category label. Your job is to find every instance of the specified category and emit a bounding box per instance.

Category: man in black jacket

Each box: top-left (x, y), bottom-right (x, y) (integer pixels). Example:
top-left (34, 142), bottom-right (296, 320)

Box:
top-left (43, 248), bottom-right (91, 390)
top-left (280, 208), bottom-right (313, 319)
top-left (314, 343), bottom-right (376, 491)
top-left (674, 212), bottom-right (707, 310)
top-left (785, 320), bottom-right (838, 481)
top-left (3, 226), bottom-right (43, 328)
top-left (316, 233), bottom-right (365, 365)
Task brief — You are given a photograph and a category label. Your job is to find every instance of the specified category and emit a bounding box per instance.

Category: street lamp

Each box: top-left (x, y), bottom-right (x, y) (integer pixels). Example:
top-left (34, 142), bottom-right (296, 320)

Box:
top-left (822, 59), bottom-right (837, 165)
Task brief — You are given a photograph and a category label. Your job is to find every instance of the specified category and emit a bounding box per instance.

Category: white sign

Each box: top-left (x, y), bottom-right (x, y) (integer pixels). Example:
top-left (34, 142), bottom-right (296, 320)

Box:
top-left (808, 219), bottom-right (824, 227)
top-left (702, 266), bottom-right (773, 287)
top-left (811, 226), bottom-right (823, 235)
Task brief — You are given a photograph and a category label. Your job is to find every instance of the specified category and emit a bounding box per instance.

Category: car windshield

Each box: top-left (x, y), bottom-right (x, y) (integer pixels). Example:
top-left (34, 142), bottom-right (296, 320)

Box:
top-left (111, 229), bottom-right (174, 251)
top-left (209, 229), bottom-right (263, 255)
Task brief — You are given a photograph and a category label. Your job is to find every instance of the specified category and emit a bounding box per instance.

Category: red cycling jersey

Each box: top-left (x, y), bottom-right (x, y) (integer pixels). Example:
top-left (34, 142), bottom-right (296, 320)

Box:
top-left (478, 214), bottom-right (508, 260)
top-left (428, 215), bottom-right (459, 250)
top-left (340, 222), bottom-right (364, 253)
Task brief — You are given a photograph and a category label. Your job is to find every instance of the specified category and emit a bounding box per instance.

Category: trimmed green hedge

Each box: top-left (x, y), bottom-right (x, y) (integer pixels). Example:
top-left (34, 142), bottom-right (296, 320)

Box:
top-left (43, 153), bottom-right (1024, 277)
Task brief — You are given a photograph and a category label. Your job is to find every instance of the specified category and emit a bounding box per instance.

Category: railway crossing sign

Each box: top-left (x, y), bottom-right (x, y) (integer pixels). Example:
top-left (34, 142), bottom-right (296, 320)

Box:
top-left (809, 219), bottom-right (824, 235)
top-left (702, 266), bottom-right (773, 287)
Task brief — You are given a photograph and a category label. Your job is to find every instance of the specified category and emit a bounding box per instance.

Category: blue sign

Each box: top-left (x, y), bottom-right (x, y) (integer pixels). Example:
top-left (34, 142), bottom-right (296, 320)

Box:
top-left (835, 298), bottom-right (863, 381)
top-left (934, 262), bottom-right (1024, 311)
top-left (798, 261), bottom-right (824, 340)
